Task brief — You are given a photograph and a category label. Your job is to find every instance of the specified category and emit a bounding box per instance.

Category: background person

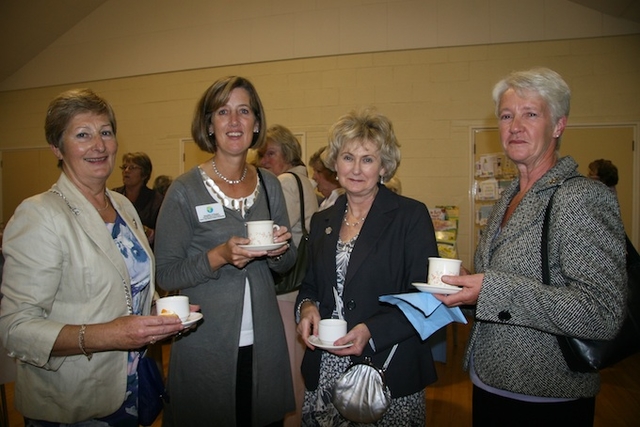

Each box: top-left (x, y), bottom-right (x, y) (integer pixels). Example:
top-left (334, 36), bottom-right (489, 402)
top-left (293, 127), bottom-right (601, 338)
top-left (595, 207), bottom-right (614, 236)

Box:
top-left (384, 175), bottom-right (402, 194)
top-left (154, 76), bottom-right (296, 426)
top-left (153, 174), bottom-right (173, 196)
top-left (588, 158), bottom-right (618, 193)
top-left (0, 88), bottom-right (183, 426)
top-left (256, 124), bottom-right (319, 426)
top-left (113, 152), bottom-right (164, 246)
top-left (308, 146), bottom-right (344, 211)
top-left (437, 68), bottom-right (627, 426)
top-left (258, 124), bottom-right (319, 246)
top-left (295, 109), bottom-right (439, 425)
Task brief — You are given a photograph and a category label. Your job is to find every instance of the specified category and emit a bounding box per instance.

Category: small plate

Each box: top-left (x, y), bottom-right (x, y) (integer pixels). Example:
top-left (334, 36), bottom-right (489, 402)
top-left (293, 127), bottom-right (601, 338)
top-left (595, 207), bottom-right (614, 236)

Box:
top-left (238, 241), bottom-right (287, 252)
top-left (412, 282), bottom-right (462, 295)
top-left (308, 335), bottom-right (353, 350)
top-left (182, 312), bottom-right (203, 327)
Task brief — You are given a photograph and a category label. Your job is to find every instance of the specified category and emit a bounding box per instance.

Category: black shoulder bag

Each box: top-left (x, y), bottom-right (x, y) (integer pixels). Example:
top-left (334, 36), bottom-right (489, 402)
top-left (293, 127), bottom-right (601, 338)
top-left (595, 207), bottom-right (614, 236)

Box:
top-left (542, 179), bottom-right (640, 372)
top-left (260, 171), bottom-right (309, 295)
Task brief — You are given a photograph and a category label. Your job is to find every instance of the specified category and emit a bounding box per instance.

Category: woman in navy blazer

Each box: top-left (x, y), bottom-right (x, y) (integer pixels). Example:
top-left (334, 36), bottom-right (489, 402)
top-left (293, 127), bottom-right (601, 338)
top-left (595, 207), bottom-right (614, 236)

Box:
top-left (295, 109), bottom-right (438, 425)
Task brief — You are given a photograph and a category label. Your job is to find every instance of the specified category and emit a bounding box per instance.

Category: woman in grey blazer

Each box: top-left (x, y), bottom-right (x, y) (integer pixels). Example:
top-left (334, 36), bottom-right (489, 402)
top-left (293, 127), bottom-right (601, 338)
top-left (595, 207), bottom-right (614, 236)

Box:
top-left (438, 68), bottom-right (627, 426)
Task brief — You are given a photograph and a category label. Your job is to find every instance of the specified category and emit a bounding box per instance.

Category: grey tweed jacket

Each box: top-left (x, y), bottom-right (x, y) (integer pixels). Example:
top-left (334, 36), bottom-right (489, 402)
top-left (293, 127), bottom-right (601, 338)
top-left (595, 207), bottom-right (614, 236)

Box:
top-left (467, 156), bottom-right (627, 398)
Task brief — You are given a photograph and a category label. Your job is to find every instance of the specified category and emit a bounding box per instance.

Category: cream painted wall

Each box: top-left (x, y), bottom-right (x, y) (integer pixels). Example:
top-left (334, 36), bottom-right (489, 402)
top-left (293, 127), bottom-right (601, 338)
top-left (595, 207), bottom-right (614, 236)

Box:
top-left (2, 0), bottom-right (639, 91)
top-left (1, 35), bottom-right (639, 266)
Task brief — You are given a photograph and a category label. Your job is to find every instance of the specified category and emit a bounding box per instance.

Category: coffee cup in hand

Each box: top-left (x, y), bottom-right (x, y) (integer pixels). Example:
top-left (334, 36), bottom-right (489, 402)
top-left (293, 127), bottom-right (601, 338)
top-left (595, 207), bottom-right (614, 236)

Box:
top-left (156, 295), bottom-right (190, 322)
top-left (246, 220), bottom-right (279, 246)
top-left (427, 257), bottom-right (462, 287)
top-left (318, 319), bottom-right (347, 345)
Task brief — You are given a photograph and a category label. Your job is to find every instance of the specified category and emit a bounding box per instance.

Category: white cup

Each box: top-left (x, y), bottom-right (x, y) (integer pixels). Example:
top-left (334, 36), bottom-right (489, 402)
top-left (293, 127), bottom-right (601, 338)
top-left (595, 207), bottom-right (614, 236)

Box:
top-left (427, 257), bottom-right (462, 286)
top-left (156, 295), bottom-right (190, 321)
top-left (318, 319), bottom-right (347, 344)
top-left (246, 220), bottom-right (278, 246)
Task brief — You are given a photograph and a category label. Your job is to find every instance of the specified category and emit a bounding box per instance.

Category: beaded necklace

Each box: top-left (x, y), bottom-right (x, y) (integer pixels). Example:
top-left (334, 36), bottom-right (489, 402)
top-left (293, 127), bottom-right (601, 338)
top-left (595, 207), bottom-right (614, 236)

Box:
top-left (212, 159), bottom-right (247, 185)
top-left (343, 203), bottom-right (366, 227)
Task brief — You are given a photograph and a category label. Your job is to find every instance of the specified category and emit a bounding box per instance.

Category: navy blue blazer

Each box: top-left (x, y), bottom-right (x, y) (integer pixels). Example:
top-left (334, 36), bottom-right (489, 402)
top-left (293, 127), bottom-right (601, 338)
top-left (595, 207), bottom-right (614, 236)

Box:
top-left (297, 184), bottom-right (439, 397)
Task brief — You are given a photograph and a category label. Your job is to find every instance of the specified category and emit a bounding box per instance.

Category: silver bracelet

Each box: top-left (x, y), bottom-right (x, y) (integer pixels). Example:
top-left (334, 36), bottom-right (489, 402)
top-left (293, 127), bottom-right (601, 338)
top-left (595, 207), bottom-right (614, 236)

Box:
top-left (296, 298), bottom-right (314, 323)
top-left (78, 324), bottom-right (93, 361)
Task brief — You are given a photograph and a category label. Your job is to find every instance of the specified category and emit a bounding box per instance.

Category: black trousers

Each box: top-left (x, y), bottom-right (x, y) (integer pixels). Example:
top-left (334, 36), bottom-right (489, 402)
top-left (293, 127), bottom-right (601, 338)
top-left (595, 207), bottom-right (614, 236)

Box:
top-left (472, 385), bottom-right (595, 427)
top-left (236, 345), bottom-right (283, 427)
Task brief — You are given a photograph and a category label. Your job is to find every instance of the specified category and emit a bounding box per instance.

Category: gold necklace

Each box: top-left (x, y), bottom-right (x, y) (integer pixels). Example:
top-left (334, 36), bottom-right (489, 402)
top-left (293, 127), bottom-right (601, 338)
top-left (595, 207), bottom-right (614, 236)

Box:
top-left (95, 192), bottom-right (110, 212)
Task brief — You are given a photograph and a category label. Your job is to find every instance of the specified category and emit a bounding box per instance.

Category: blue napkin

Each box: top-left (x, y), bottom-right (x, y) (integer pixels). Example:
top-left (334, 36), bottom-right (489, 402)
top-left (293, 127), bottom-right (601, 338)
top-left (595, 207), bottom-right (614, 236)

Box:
top-left (379, 292), bottom-right (467, 340)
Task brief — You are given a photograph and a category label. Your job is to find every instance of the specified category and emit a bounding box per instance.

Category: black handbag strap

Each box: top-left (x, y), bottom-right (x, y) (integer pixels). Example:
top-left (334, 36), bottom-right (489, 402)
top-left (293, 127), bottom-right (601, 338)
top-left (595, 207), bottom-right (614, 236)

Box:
top-left (285, 172), bottom-right (308, 236)
top-left (258, 169), bottom-right (308, 236)
top-left (258, 168), bottom-right (271, 216)
top-left (541, 191), bottom-right (553, 285)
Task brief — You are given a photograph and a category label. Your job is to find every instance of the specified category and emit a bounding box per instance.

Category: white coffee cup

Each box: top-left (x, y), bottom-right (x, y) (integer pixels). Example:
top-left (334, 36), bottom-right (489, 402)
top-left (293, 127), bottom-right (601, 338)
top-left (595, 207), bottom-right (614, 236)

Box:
top-left (318, 319), bottom-right (347, 345)
top-left (246, 220), bottom-right (278, 246)
top-left (427, 257), bottom-right (462, 286)
top-left (156, 295), bottom-right (190, 322)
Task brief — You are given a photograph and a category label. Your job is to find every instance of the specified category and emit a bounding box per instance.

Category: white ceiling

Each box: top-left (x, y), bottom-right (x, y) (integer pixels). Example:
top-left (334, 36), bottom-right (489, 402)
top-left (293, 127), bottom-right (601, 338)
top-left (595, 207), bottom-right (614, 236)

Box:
top-left (0, 0), bottom-right (638, 88)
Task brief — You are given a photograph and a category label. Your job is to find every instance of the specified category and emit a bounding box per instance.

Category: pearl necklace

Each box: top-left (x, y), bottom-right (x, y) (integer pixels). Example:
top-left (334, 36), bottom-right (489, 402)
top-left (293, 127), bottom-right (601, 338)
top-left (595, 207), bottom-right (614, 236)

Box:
top-left (212, 159), bottom-right (247, 185)
top-left (343, 204), bottom-right (366, 227)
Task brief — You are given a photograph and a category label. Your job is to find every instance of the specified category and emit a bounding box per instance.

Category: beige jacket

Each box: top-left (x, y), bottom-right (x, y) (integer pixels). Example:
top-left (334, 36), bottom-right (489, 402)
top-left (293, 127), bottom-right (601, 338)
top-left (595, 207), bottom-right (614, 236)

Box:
top-left (0, 172), bottom-right (154, 423)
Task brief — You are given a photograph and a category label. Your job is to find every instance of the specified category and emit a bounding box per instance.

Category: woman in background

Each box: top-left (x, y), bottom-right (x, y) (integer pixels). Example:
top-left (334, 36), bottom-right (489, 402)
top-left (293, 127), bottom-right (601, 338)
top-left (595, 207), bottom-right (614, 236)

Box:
top-left (309, 146), bottom-right (343, 211)
top-left (153, 174), bottom-right (173, 196)
top-left (438, 68), bottom-right (626, 426)
top-left (258, 124), bottom-right (319, 246)
top-left (113, 152), bottom-right (164, 246)
top-left (296, 109), bottom-right (438, 426)
top-left (0, 88), bottom-right (182, 426)
top-left (155, 76), bottom-right (296, 426)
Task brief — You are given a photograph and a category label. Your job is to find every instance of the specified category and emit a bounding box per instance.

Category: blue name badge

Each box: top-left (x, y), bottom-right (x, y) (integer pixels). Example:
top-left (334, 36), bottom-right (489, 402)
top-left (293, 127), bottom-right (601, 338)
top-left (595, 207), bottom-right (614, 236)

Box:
top-left (196, 203), bottom-right (225, 222)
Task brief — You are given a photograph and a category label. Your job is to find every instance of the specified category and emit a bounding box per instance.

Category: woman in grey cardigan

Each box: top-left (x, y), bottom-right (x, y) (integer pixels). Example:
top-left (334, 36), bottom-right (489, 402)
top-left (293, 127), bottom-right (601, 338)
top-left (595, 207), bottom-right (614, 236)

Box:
top-left (155, 76), bottom-right (296, 426)
top-left (437, 68), bottom-right (627, 426)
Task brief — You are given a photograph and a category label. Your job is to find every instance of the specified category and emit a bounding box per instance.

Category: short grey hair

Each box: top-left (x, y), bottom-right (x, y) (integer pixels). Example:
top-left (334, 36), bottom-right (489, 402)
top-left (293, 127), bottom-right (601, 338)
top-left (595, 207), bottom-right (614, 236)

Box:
top-left (492, 67), bottom-right (571, 125)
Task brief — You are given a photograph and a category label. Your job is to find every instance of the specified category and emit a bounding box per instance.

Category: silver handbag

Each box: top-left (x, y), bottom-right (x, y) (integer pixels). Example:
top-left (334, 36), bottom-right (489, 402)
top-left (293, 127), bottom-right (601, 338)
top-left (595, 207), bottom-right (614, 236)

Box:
top-left (331, 344), bottom-right (398, 423)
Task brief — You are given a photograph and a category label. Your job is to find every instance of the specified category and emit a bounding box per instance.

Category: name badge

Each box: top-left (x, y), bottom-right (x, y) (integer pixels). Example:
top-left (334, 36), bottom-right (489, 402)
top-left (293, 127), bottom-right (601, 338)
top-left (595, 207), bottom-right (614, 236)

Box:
top-left (196, 203), bottom-right (225, 222)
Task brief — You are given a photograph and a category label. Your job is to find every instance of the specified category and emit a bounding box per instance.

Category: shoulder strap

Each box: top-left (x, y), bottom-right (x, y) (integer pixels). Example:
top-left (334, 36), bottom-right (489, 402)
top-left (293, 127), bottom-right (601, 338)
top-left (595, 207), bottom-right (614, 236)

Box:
top-left (286, 172), bottom-right (307, 235)
top-left (257, 168), bottom-right (271, 217)
top-left (383, 344), bottom-right (399, 370)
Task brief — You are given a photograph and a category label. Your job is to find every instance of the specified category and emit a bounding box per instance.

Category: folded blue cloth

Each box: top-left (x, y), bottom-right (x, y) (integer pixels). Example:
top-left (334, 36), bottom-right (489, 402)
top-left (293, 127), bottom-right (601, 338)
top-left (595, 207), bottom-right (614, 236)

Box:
top-left (379, 292), bottom-right (467, 340)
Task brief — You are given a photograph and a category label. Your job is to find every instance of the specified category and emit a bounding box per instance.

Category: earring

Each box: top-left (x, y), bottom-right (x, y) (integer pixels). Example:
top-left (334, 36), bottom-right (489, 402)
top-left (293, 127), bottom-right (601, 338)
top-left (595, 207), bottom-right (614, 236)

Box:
top-left (380, 176), bottom-right (384, 184)
top-left (208, 132), bottom-right (213, 137)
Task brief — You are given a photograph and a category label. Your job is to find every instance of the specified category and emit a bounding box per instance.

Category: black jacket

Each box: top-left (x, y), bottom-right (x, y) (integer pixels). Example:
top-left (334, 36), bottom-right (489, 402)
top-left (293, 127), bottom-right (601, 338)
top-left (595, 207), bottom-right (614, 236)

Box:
top-left (297, 184), bottom-right (439, 397)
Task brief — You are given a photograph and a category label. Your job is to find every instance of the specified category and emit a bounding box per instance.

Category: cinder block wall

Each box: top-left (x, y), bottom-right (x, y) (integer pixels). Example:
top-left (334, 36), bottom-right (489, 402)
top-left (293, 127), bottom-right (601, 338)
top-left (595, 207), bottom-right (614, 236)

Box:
top-left (0, 35), bottom-right (639, 264)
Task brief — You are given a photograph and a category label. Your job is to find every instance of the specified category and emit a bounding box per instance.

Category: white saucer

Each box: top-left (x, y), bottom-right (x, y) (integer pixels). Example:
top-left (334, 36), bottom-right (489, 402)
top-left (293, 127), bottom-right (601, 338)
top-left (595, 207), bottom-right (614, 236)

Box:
top-left (238, 241), bottom-right (287, 252)
top-left (412, 282), bottom-right (462, 295)
top-left (308, 335), bottom-right (353, 350)
top-left (182, 312), bottom-right (203, 327)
